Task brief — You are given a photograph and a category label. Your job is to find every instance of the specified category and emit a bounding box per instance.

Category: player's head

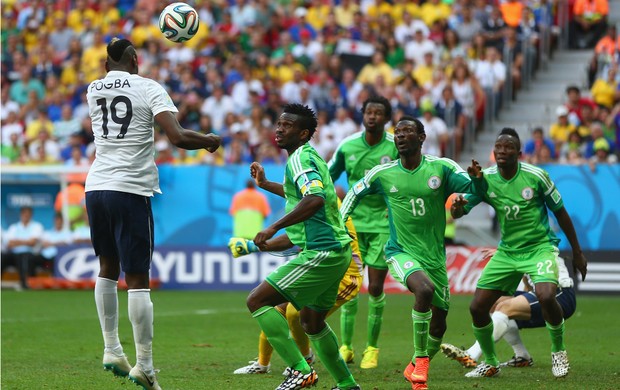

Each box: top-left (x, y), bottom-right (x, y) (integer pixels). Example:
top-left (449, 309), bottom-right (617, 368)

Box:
top-left (361, 95), bottom-right (392, 134)
top-left (276, 103), bottom-right (317, 152)
top-left (494, 127), bottom-right (521, 168)
top-left (394, 115), bottom-right (426, 156)
top-left (105, 38), bottom-right (138, 74)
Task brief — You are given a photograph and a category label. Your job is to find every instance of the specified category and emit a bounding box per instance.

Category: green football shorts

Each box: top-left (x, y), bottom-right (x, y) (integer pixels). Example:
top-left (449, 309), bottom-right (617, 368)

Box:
top-left (385, 251), bottom-right (450, 311)
top-left (476, 245), bottom-right (560, 294)
top-left (357, 232), bottom-right (390, 270)
top-left (266, 244), bottom-right (351, 312)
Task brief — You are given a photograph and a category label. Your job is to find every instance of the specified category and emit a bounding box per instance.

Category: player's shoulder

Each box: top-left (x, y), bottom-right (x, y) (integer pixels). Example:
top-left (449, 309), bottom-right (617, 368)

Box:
top-left (519, 162), bottom-right (553, 184)
top-left (424, 155), bottom-right (465, 172)
top-left (338, 132), bottom-right (365, 148)
top-left (384, 132), bottom-right (395, 143)
top-left (366, 159), bottom-right (398, 179)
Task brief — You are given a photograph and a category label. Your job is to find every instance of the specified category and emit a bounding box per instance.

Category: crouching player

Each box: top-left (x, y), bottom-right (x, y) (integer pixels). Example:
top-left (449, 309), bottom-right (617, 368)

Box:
top-left (228, 200), bottom-right (363, 378)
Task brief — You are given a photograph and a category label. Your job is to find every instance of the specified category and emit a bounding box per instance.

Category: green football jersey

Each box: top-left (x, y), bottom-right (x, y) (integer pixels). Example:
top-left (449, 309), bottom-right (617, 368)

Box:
top-left (464, 162), bottom-right (563, 252)
top-left (284, 143), bottom-right (352, 251)
top-left (341, 155), bottom-right (486, 268)
top-left (328, 131), bottom-right (398, 233)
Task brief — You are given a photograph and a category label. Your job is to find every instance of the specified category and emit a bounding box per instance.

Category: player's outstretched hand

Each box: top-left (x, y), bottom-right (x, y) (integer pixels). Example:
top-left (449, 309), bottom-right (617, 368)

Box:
top-left (228, 237), bottom-right (259, 258)
top-left (205, 134), bottom-right (221, 153)
top-left (250, 162), bottom-right (267, 188)
top-left (450, 194), bottom-right (468, 219)
top-left (467, 159), bottom-right (483, 178)
top-left (572, 250), bottom-right (588, 281)
top-left (253, 227), bottom-right (277, 251)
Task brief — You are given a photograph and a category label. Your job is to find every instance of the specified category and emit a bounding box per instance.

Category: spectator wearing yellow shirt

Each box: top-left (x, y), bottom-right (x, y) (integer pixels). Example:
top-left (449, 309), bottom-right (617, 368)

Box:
top-left (420, 0), bottom-right (451, 27)
top-left (335, 0), bottom-right (360, 28)
top-left (275, 52), bottom-right (306, 85)
top-left (590, 67), bottom-right (619, 108)
top-left (550, 106), bottom-right (579, 149)
top-left (81, 30), bottom-right (108, 83)
top-left (95, 0), bottom-right (121, 34)
top-left (413, 51), bottom-right (437, 88)
top-left (306, 0), bottom-right (331, 31)
top-left (357, 52), bottom-right (394, 86)
top-left (365, 0), bottom-right (393, 28)
top-left (25, 106), bottom-right (54, 146)
top-left (67, 0), bottom-right (98, 34)
top-left (130, 11), bottom-right (162, 48)
top-left (391, 0), bottom-right (422, 25)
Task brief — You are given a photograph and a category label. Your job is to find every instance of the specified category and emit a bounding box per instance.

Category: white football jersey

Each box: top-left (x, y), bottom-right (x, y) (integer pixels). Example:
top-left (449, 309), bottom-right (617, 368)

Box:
top-left (85, 70), bottom-right (178, 196)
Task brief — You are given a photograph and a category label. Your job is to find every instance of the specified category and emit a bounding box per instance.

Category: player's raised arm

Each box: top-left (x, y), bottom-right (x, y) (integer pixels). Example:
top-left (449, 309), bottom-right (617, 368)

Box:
top-left (327, 142), bottom-right (345, 182)
top-left (552, 207), bottom-right (588, 281)
top-left (250, 162), bottom-right (284, 197)
top-left (155, 110), bottom-right (220, 152)
top-left (340, 177), bottom-right (375, 222)
top-left (450, 194), bottom-right (468, 219)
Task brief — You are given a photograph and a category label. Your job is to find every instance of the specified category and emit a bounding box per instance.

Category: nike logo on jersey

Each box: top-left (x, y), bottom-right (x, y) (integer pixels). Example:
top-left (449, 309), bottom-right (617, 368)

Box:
top-left (489, 192), bottom-right (497, 198)
top-left (390, 185), bottom-right (398, 193)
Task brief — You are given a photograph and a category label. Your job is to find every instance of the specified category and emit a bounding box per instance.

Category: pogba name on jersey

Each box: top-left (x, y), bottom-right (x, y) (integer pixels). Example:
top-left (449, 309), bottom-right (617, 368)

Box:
top-left (89, 79), bottom-right (131, 91)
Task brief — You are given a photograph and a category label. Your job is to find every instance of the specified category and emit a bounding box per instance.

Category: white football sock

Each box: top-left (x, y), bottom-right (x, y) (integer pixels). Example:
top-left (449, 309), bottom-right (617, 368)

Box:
top-left (95, 277), bottom-right (123, 355)
top-left (128, 289), bottom-right (154, 372)
top-left (466, 342), bottom-right (483, 361)
top-left (491, 311), bottom-right (510, 342)
top-left (503, 319), bottom-right (531, 359)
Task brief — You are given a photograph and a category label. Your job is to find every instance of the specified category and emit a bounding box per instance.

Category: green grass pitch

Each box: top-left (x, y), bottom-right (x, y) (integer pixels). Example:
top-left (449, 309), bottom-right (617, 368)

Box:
top-left (2, 290), bottom-right (618, 389)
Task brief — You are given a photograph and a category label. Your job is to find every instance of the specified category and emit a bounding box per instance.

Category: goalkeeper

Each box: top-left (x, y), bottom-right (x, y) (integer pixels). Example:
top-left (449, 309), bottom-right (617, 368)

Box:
top-left (228, 200), bottom-right (364, 375)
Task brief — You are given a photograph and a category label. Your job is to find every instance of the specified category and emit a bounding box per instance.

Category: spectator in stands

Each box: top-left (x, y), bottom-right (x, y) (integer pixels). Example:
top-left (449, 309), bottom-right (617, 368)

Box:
top-left (588, 25), bottom-right (618, 86)
top-left (570, 0), bottom-right (609, 49)
top-left (454, 7), bottom-right (483, 45)
top-left (558, 131), bottom-right (587, 163)
top-left (405, 28), bottom-right (437, 70)
top-left (335, 0), bottom-right (360, 28)
top-left (394, 11), bottom-right (428, 45)
top-left (28, 129), bottom-right (60, 163)
top-left (483, 6), bottom-right (507, 51)
top-left (524, 127), bottom-right (557, 163)
top-left (54, 180), bottom-right (86, 230)
top-left (40, 213), bottom-right (73, 265)
top-left (585, 122), bottom-right (615, 158)
top-left (418, 98), bottom-right (449, 156)
top-left (1, 85), bottom-right (20, 122)
top-left (4, 206), bottom-right (44, 289)
top-left (54, 104), bottom-right (82, 149)
top-left (590, 66), bottom-right (618, 109)
top-left (565, 85), bottom-right (598, 125)
top-left (2, 110), bottom-right (24, 145)
top-left (9, 66), bottom-right (45, 106)
top-left (1, 132), bottom-right (23, 164)
top-left (500, 0), bottom-right (524, 28)
top-left (229, 179), bottom-right (272, 240)
top-left (71, 212), bottom-right (92, 245)
top-left (550, 105), bottom-right (582, 150)
top-left (420, 0), bottom-right (451, 28)
top-left (474, 46), bottom-right (506, 119)
top-left (200, 85), bottom-right (235, 133)
top-left (435, 85), bottom-right (466, 160)
top-left (327, 107), bottom-right (358, 146)
top-left (588, 137), bottom-right (618, 171)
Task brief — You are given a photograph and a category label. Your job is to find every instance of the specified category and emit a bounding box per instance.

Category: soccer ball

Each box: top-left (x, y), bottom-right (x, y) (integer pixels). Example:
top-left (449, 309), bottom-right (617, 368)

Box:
top-left (158, 2), bottom-right (200, 43)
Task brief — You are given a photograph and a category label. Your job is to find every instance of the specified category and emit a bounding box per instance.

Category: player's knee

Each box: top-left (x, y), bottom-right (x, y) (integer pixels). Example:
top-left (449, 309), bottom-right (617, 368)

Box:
top-left (469, 301), bottom-right (487, 320)
top-left (368, 282), bottom-right (384, 297)
top-left (300, 317), bottom-right (324, 335)
top-left (246, 290), bottom-right (262, 312)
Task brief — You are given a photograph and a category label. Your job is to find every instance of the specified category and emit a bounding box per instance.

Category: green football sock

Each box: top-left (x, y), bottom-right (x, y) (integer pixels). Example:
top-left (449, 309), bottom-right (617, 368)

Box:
top-left (252, 306), bottom-right (310, 373)
top-left (427, 335), bottom-right (442, 359)
top-left (340, 295), bottom-right (358, 348)
top-left (473, 321), bottom-right (499, 367)
top-left (412, 309), bottom-right (432, 359)
top-left (367, 293), bottom-right (386, 348)
top-left (546, 320), bottom-right (566, 353)
top-left (308, 324), bottom-right (357, 388)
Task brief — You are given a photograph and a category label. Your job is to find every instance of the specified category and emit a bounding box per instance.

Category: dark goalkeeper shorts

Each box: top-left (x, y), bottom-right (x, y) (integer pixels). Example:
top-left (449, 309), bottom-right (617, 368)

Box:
top-left (514, 287), bottom-right (576, 329)
top-left (86, 190), bottom-right (154, 274)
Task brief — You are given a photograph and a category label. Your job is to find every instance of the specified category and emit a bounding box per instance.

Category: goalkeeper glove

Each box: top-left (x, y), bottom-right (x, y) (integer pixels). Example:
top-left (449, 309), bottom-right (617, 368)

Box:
top-left (228, 237), bottom-right (259, 258)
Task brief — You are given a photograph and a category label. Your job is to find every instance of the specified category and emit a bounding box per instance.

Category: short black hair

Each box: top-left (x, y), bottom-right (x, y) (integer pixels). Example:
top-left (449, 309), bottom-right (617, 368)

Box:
top-left (397, 115), bottom-right (425, 135)
top-left (565, 85), bottom-right (580, 95)
top-left (282, 103), bottom-right (318, 138)
top-left (498, 127), bottom-right (521, 150)
top-left (361, 95), bottom-right (392, 119)
top-left (107, 38), bottom-right (135, 63)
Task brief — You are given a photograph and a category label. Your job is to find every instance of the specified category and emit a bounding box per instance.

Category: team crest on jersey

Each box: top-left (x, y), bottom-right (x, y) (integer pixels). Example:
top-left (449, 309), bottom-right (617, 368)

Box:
top-left (427, 176), bottom-right (441, 189)
top-left (521, 187), bottom-right (534, 200)
top-left (380, 155), bottom-right (391, 164)
top-left (404, 261), bottom-right (414, 269)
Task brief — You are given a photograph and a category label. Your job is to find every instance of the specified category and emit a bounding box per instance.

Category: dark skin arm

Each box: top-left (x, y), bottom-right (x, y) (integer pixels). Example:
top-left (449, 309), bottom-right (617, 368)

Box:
top-left (258, 234), bottom-right (295, 252)
top-left (155, 111), bottom-right (220, 152)
top-left (553, 206), bottom-right (588, 281)
top-left (450, 194), bottom-right (468, 219)
top-left (250, 162), bottom-right (285, 198)
top-left (254, 195), bottom-right (324, 250)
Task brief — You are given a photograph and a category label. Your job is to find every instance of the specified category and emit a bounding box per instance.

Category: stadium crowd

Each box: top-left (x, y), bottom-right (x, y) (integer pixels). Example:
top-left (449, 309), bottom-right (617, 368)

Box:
top-left (4, 0), bottom-right (616, 169)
